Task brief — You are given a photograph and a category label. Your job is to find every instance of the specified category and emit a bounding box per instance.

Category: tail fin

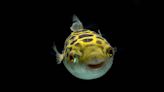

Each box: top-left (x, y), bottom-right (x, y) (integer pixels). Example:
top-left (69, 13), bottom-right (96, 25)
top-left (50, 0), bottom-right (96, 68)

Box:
top-left (70, 14), bottom-right (84, 31)
top-left (53, 43), bottom-right (63, 64)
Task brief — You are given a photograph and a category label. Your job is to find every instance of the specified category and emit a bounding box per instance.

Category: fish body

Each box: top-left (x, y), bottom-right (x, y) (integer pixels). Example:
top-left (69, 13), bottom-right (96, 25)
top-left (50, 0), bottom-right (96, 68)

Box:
top-left (53, 15), bottom-right (116, 80)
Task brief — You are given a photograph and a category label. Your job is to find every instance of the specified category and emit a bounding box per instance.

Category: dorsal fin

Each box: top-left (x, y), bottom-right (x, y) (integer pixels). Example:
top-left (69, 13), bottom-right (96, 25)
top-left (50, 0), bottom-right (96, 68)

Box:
top-left (70, 14), bottom-right (84, 31)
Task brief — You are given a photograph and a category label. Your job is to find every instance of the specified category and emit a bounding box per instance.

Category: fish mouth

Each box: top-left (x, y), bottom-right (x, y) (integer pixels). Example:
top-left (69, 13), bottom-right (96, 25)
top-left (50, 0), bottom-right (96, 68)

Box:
top-left (87, 62), bottom-right (105, 69)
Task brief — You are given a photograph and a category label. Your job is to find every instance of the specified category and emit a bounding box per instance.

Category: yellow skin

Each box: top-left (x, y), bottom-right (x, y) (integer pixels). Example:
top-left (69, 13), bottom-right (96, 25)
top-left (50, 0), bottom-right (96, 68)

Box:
top-left (53, 15), bottom-right (116, 80)
top-left (63, 30), bottom-right (113, 65)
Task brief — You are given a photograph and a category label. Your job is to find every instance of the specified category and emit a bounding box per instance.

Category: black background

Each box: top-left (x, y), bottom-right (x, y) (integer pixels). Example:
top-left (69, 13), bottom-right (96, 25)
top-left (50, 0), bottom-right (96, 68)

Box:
top-left (5, 0), bottom-right (158, 90)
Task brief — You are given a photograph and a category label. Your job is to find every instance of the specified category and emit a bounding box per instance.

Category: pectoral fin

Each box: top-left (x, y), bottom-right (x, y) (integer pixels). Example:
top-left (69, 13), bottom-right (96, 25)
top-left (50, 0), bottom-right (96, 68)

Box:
top-left (53, 44), bottom-right (64, 64)
top-left (98, 29), bottom-right (102, 36)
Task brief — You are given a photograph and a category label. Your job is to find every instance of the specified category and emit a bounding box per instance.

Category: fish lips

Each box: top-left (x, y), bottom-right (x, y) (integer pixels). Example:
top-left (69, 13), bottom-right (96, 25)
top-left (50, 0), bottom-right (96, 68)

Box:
top-left (86, 59), bottom-right (106, 69)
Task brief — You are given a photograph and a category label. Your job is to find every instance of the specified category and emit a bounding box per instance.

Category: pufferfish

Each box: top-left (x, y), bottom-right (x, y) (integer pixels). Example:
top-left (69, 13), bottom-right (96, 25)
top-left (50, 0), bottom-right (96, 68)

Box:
top-left (53, 15), bottom-right (116, 80)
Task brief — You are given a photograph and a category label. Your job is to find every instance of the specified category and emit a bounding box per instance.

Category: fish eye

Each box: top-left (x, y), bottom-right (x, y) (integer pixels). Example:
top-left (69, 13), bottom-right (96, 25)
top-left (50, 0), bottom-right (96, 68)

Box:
top-left (69, 54), bottom-right (74, 61)
top-left (106, 48), bottom-right (113, 56)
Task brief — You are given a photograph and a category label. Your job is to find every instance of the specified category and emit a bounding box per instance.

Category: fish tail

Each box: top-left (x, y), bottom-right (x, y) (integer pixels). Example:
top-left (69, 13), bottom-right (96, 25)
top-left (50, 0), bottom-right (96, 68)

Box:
top-left (70, 14), bottom-right (84, 31)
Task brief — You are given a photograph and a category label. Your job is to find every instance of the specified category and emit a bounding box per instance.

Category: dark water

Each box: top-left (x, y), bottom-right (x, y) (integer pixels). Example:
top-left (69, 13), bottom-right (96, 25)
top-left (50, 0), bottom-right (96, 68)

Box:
top-left (6, 0), bottom-right (157, 91)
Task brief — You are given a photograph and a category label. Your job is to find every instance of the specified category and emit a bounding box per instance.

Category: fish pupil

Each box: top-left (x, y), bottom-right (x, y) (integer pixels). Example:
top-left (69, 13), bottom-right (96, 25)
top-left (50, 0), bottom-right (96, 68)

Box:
top-left (69, 54), bottom-right (73, 61)
top-left (108, 49), bottom-right (113, 55)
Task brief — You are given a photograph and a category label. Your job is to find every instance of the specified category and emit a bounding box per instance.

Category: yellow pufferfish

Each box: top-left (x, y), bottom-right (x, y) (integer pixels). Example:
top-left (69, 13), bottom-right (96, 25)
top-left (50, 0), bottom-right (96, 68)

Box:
top-left (53, 15), bottom-right (116, 80)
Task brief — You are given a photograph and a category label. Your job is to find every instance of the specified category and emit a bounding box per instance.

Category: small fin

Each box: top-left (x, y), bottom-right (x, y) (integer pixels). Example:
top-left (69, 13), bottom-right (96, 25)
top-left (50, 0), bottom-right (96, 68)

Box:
top-left (70, 14), bottom-right (84, 31)
top-left (113, 47), bottom-right (117, 55)
top-left (53, 43), bottom-right (64, 64)
top-left (98, 29), bottom-right (102, 36)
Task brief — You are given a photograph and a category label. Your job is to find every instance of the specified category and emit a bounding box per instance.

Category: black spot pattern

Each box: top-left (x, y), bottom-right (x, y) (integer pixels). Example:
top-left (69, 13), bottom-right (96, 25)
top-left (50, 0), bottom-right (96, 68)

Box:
top-left (79, 34), bottom-right (93, 39)
top-left (65, 47), bottom-right (72, 58)
top-left (82, 38), bottom-right (93, 42)
top-left (96, 36), bottom-right (104, 40)
top-left (96, 40), bottom-right (102, 44)
top-left (75, 43), bottom-right (80, 47)
top-left (69, 36), bottom-right (75, 40)
top-left (70, 39), bottom-right (77, 45)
